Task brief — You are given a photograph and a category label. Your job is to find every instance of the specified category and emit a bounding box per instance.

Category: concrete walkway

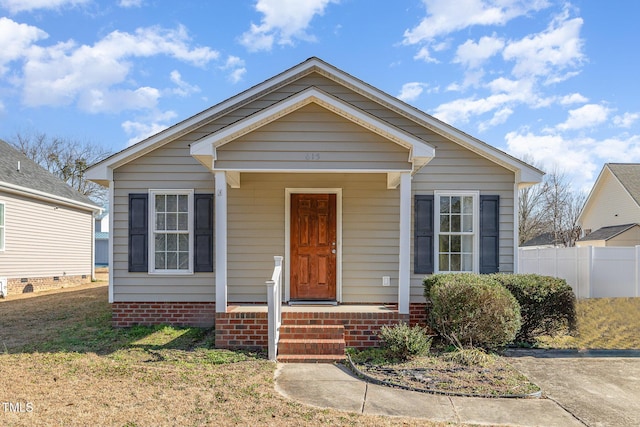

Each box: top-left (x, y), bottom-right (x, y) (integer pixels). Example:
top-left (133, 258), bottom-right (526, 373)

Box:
top-left (275, 363), bottom-right (584, 426)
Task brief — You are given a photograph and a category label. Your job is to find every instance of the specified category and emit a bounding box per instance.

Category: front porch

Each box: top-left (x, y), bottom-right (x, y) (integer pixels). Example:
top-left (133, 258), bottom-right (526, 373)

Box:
top-left (215, 302), bottom-right (428, 362)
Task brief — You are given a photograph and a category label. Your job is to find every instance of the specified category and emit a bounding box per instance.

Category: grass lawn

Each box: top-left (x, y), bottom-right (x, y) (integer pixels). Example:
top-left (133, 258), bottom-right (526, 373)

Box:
top-left (536, 297), bottom-right (640, 349)
top-left (0, 284), bottom-right (446, 427)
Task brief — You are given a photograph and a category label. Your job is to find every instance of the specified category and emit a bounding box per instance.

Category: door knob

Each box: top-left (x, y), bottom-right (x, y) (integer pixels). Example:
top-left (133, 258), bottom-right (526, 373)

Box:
top-left (331, 249), bottom-right (336, 254)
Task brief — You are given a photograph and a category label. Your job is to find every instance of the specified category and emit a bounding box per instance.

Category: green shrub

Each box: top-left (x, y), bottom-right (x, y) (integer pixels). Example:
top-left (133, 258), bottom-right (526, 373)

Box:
top-left (378, 323), bottom-right (432, 360)
top-left (490, 274), bottom-right (577, 343)
top-left (427, 273), bottom-right (521, 350)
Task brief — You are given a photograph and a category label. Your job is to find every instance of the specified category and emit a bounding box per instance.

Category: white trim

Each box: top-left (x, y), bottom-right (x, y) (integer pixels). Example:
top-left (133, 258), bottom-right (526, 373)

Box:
top-left (215, 172), bottom-right (228, 313)
top-left (0, 181), bottom-right (100, 213)
top-left (0, 201), bottom-right (5, 252)
top-left (513, 183), bottom-right (519, 273)
top-left (434, 191), bottom-right (480, 273)
top-left (108, 180), bottom-right (114, 303)
top-left (147, 189), bottom-right (194, 275)
top-left (284, 188), bottom-right (343, 303)
top-left (398, 173), bottom-right (411, 314)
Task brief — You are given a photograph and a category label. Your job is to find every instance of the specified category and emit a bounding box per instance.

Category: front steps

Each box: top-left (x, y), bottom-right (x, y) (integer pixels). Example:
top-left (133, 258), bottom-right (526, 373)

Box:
top-left (277, 324), bottom-right (346, 363)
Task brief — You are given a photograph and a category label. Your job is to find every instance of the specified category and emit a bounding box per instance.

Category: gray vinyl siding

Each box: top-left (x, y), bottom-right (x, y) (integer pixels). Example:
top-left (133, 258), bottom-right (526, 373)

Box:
top-left (216, 103), bottom-right (411, 171)
top-left (227, 173), bottom-right (400, 303)
top-left (111, 138), bottom-right (215, 302)
top-left (409, 134), bottom-right (516, 301)
top-left (110, 70), bottom-right (518, 304)
top-left (0, 190), bottom-right (93, 278)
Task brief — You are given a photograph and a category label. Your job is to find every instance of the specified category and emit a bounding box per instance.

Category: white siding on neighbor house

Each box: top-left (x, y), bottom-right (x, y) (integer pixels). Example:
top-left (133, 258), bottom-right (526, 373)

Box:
top-left (227, 172), bottom-right (401, 303)
top-left (216, 103), bottom-right (412, 171)
top-left (112, 138), bottom-right (215, 302)
top-left (581, 168), bottom-right (640, 233)
top-left (0, 190), bottom-right (93, 278)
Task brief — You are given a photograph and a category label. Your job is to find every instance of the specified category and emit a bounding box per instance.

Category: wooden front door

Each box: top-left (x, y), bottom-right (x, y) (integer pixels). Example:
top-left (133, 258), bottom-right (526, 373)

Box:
top-left (290, 193), bottom-right (337, 300)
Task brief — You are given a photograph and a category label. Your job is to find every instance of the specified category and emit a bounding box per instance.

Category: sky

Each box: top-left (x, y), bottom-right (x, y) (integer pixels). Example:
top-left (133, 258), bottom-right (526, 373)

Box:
top-left (1, 0), bottom-right (639, 192)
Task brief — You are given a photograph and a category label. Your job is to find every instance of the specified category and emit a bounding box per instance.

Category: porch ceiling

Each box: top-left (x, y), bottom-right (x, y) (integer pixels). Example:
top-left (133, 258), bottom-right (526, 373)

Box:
top-left (190, 87), bottom-right (435, 188)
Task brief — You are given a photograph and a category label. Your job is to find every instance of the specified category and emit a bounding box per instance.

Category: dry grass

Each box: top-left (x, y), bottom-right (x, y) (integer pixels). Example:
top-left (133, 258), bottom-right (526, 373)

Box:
top-left (0, 285), bottom-right (447, 427)
top-left (537, 297), bottom-right (640, 349)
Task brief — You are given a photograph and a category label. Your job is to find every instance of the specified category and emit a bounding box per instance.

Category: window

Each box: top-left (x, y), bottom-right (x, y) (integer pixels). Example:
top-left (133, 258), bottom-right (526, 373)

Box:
top-left (0, 202), bottom-right (4, 251)
top-left (150, 190), bottom-right (193, 274)
top-left (435, 192), bottom-right (479, 273)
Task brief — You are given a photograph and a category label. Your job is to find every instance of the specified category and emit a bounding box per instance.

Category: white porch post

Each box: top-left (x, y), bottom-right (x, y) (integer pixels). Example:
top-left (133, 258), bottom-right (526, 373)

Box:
top-left (215, 171), bottom-right (228, 313)
top-left (398, 172), bottom-right (411, 315)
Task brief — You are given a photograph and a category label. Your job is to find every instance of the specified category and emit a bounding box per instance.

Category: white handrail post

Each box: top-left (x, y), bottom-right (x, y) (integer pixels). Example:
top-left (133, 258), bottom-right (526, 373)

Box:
top-left (266, 256), bottom-right (283, 361)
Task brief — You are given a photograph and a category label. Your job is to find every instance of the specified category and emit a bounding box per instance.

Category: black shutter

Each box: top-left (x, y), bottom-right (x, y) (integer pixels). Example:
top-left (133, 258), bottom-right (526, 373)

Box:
top-left (479, 195), bottom-right (500, 274)
top-left (414, 195), bottom-right (434, 274)
top-left (194, 193), bottom-right (214, 272)
top-left (129, 193), bottom-right (148, 272)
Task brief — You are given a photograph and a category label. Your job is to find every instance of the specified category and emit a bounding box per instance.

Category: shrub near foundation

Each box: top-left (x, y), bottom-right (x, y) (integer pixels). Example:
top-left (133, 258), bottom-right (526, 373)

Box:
top-left (490, 274), bottom-right (577, 343)
top-left (378, 323), bottom-right (433, 360)
top-left (425, 274), bottom-right (521, 350)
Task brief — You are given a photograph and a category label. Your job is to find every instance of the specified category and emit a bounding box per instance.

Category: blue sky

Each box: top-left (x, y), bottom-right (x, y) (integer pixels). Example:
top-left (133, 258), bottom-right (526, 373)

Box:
top-left (1, 0), bottom-right (639, 191)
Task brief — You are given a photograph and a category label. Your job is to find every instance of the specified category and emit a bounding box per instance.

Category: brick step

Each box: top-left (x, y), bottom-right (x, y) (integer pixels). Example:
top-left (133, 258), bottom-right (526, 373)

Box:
top-left (278, 338), bottom-right (345, 355)
top-left (279, 324), bottom-right (344, 340)
top-left (277, 354), bottom-right (346, 363)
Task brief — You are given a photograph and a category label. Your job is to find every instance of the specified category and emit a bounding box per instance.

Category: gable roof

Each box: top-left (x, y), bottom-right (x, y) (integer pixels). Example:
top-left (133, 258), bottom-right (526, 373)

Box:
top-left (86, 57), bottom-right (543, 186)
top-left (521, 232), bottom-right (562, 247)
top-left (0, 139), bottom-right (100, 212)
top-left (607, 164), bottom-right (640, 206)
top-left (579, 163), bottom-right (640, 224)
top-left (578, 223), bottom-right (638, 242)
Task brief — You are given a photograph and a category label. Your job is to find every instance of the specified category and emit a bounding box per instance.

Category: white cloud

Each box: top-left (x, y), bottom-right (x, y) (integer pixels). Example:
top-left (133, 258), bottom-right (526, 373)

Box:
top-left (118, 0), bottom-right (142, 7)
top-left (0, 18), bottom-right (48, 74)
top-left (478, 107), bottom-right (513, 132)
top-left (122, 110), bottom-right (178, 146)
top-left (560, 93), bottom-right (588, 105)
top-left (79, 86), bottom-right (160, 113)
top-left (556, 103), bottom-right (610, 131)
top-left (502, 10), bottom-right (585, 80)
top-left (613, 112), bottom-right (640, 128)
top-left (0, 0), bottom-right (88, 13)
top-left (397, 82), bottom-right (429, 102)
top-left (169, 70), bottom-right (200, 97)
top-left (240, 0), bottom-right (338, 52)
top-left (505, 130), bottom-right (598, 185)
top-left (404, 0), bottom-right (550, 45)
top-left (454, 35), bottom-right (504, 69)
top-left (20, 25), bottom-right (218, 112)
top-left (220, 55), bottom-right (246, 83)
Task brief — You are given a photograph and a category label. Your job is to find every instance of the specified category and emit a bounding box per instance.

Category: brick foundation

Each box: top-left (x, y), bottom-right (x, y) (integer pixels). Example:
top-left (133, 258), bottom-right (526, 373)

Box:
top-left (109, 302), bottom-right (430, 351)
top-left (6, 274), bottom-right (91, 296)
top-left (111, 302), bottom-right (216, 327)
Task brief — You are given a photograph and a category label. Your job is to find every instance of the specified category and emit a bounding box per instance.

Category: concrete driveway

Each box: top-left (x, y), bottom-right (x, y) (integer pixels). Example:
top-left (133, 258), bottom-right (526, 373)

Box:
top-left (506, 350), bottom-right (640, 427)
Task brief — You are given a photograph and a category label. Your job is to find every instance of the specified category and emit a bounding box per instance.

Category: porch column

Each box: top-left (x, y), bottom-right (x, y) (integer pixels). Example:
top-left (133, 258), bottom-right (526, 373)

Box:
top-left (398, 172), bottom-right (411, 315)
top-left (215, 171), bottom-right (228, 313)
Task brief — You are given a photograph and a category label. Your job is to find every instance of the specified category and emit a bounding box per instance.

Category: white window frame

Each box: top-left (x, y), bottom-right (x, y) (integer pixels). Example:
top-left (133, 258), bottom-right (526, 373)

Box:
top-left (434, 191), bottom-right (480, 273)
top-left (0, 202), bottom-right (5, 251)
top-left (148, 189), bottom-right (194, 275)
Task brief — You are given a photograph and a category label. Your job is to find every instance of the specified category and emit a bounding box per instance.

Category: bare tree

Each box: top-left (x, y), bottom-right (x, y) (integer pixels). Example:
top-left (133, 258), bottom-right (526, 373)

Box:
top-left (519, 163), bottom-right (587, 247)
top-left (9, 131), bottom-right (111, 206)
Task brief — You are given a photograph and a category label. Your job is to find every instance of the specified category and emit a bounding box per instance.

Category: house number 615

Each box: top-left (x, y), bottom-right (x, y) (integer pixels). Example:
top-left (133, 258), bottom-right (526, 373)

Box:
top-left (305, 152), bottom-right (321, 161)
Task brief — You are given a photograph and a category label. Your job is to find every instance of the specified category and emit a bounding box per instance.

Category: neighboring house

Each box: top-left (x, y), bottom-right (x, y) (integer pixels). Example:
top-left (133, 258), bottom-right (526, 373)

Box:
top-left (86, 58), bottom-right (542, 355)
top-left (0, 139), bottom-right (101, 297)
top-left (95, 211), bottom-right (109, 266)
top-left (577, 163), bottom-right (640, 247)
top-left (520, 232), bottom-right (562, 249)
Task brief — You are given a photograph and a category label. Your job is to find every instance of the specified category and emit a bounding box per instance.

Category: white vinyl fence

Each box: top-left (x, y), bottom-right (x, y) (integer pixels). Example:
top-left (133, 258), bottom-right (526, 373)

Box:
top-left (518, 246), bottom-right (640, 298)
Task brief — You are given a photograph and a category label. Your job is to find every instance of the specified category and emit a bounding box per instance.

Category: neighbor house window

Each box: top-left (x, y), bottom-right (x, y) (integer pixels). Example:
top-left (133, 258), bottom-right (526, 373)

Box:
top-left (0, 202), bottom-right (4, 251)
top-left (149, 190), bottom-right (193, 274)
top-left (435, 192), bottom-right (479, 273)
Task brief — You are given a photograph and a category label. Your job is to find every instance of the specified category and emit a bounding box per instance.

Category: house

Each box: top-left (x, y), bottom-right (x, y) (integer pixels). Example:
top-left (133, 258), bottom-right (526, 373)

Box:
top-left (86, 57), bottom-right (542, 355)
top-left (0, 139), bottom-right (101, 297)
top-left (520, 232), bottom-right (562, 249)
top-left (577, 163), bottom-right (640, 247)
top-left (95, 211), bottom-right (109, 266)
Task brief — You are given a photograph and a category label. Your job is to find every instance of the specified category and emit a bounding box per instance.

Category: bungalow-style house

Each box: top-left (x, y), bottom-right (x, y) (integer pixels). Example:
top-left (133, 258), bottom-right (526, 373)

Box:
top-left (0, 139), bottom-right (101, 297)
top-left (577, 163), bottom-right (640, 247)
top-left (86, 57), bottom-right (542, 359)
